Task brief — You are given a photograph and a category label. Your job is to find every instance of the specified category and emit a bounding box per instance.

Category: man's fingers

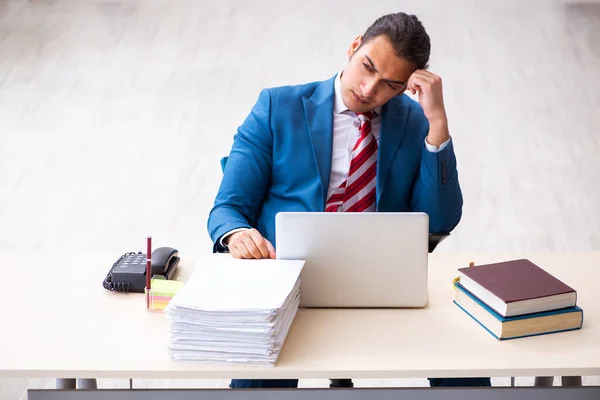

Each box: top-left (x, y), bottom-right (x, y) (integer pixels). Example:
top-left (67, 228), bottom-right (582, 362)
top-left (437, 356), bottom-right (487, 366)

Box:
top-left (411, 76), bottom-right (428, 88)
top-left (407, 74), bottom-right (422, 95)
top-left (411, 69), bottom-right (437, 82)
top-left (407, 80), bottom-right (417, 95)
top-left (411, 70), bottom-right (432, 80)
top-left (410, 77), bottom-right (434, 96)
top-left (408, 70), bottom-right (439, 92)
top-left (407, 74), bottom-right (415, 93)
top-left (229, 245), bottom-right (243, 259)
top-left (409, 81), bottom-right (420, 95)
top-left (232, 242), bottom-right (251, 259)
top-left (229, 229), bottom-right (275, 259)
top-left (249, 229), bottom-right (271, 259)
top-left (411, 71), bottom-right (442, 91)
top-left (265, 239), bottom-right (276, 259)
top-left (241, 237), bottom-right (263, 259)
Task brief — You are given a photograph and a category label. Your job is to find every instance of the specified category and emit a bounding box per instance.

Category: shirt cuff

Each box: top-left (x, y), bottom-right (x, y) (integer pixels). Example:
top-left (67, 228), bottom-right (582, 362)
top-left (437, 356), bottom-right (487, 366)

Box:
top-left (424, 137), bottom-right (451, 153)
top-left (219, 228), bottom-right (251, 248)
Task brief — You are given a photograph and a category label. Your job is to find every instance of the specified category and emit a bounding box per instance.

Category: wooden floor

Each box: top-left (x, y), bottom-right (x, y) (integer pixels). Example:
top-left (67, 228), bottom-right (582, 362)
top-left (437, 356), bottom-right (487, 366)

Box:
top-left (1, 0), bottom-right (599, 398)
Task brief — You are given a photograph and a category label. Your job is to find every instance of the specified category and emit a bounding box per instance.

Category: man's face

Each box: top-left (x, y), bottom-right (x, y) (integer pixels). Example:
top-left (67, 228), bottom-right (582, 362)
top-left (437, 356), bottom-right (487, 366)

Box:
top-left (340, 35), bottom-right (416, 113)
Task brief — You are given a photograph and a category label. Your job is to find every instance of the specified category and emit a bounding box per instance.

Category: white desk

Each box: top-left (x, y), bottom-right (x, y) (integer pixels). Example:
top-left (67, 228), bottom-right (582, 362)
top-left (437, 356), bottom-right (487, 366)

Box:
top-left (2, 253), bottom-right (600, 399)
top-left (1, 252), bottom-right (599, 380)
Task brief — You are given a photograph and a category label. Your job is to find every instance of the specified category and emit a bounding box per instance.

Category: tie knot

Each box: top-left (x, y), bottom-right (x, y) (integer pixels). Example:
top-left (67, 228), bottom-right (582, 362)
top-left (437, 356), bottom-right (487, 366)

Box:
top-left (354, 111), bottom-right (374, 130)
top-left (356, 111), bottom-right (374, 122)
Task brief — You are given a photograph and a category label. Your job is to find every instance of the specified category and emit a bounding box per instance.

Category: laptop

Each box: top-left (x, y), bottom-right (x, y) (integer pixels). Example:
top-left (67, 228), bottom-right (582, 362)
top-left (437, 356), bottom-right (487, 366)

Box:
top-left (275, 212), bottom-right (429, 308)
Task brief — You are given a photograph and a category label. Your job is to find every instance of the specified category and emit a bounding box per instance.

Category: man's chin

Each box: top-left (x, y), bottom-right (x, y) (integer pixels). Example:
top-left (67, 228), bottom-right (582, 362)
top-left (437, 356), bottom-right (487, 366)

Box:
top-left (343, 93), bottom-right (376, 113)
top-left (349, 104), bottom-right (375, 113)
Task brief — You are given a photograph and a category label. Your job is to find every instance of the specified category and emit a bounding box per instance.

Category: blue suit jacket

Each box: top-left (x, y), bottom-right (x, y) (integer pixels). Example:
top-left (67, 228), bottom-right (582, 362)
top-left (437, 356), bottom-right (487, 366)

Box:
top-left (208, 75), bottom-right (463, 249)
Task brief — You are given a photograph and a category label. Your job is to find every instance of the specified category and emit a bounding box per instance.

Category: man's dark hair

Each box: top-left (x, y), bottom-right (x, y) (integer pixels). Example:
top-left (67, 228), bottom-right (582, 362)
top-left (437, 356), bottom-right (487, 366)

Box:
top-left (360, 12), bottom-right (431, 70)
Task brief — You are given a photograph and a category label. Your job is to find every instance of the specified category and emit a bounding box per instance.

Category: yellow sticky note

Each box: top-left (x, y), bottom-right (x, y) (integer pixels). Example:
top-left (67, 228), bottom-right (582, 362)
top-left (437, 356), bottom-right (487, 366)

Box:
top-left (151, 278), bottom-right (185, 295)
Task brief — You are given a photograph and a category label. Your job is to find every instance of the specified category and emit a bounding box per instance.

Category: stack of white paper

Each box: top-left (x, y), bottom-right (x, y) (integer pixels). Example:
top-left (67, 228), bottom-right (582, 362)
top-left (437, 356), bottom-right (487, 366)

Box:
top-left (165, 256), bottom-right (304, 366)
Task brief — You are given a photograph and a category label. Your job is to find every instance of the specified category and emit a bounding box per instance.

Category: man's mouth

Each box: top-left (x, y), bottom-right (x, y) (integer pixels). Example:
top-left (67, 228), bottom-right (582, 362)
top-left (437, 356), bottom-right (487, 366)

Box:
top-left (352, 91), bottom-right (369, 104)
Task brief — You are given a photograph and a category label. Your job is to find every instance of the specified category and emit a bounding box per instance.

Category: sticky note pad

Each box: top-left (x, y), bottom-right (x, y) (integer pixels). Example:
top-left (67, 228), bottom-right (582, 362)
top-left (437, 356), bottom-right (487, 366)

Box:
top-left (148, 278), bottom-right (185, 312)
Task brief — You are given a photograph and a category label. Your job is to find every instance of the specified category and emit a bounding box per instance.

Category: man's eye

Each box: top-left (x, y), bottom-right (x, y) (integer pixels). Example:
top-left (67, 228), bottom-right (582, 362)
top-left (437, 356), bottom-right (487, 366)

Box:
top-left (363, 63), bottom-right (373, 72)
top-left (387, 82), bottom-right (397, 90)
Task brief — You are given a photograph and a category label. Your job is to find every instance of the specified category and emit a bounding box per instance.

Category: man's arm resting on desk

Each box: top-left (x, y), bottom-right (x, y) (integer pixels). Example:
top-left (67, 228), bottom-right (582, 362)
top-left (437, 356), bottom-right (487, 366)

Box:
top-left (207, 89), bottom-right (274, 252)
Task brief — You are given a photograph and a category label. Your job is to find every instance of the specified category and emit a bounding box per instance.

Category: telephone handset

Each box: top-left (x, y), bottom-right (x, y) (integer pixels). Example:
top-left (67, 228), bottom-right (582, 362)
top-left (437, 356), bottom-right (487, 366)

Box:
top-left (103, 247), bottom-right (180, 293)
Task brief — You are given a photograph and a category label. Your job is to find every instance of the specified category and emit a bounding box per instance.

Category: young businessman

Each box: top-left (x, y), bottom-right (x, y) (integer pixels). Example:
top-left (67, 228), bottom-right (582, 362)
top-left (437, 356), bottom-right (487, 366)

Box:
top-left (208, 12), bottom-right (490, 389)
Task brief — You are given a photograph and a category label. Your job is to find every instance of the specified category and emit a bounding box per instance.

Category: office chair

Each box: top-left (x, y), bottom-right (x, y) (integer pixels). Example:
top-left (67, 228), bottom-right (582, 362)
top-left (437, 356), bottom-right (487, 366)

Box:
top-left (219, 156), bottom-right (452, 389)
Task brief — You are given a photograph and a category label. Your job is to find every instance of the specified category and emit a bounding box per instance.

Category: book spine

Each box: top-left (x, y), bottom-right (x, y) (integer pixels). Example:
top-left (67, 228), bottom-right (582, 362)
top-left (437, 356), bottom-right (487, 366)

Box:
top-left (453, 300), bottom-right (501, 340)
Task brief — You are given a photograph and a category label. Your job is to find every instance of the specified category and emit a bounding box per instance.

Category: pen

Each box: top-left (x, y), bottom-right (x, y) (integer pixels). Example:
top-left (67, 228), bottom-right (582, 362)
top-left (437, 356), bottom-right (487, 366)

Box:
top-left (146, 236), bottom-right (152, 309)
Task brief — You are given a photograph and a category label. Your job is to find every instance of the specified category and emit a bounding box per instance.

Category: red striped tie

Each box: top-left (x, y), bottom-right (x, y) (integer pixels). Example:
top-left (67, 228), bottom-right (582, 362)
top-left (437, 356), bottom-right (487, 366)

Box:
top-left (326, 111), bottom-right (377, 212)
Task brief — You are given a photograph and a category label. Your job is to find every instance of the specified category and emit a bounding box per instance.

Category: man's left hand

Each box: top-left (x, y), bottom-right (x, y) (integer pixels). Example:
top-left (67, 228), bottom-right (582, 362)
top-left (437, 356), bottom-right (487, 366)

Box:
top-left (407, 70), bottom-right (447, 122)
top-left (407, 70), bottom-right (449, 147)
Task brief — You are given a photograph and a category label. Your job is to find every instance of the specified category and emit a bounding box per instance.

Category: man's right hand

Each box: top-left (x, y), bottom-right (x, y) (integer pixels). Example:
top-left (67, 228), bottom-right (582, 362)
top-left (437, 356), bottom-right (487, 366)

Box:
top-left (224, 228), bottom-right (276, 259)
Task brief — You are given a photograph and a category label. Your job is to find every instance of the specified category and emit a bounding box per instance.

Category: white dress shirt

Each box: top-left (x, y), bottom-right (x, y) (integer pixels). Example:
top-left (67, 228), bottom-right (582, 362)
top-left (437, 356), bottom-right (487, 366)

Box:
top-left (220, 72), bottom-right (450, 246)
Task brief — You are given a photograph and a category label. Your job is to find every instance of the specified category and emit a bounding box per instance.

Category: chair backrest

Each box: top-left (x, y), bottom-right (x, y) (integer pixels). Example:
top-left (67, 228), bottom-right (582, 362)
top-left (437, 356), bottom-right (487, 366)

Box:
top-left (217, 155), bottom-right (448, 251)
top-left (220, 157), bottom-right (228, 173)
top-left (428, 234), bottom-right (449, 252)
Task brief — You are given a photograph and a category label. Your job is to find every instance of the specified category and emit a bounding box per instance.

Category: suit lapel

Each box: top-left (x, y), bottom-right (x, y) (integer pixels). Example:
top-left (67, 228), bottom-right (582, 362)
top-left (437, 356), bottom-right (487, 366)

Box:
top-left (302, 76), bottom-right (335, 209)
top-left (377, 96), bottom-right (408, 204)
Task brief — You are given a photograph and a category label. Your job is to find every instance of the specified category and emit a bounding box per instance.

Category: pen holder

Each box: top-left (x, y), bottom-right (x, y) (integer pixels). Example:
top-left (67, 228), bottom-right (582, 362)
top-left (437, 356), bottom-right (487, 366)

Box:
top-left (145, 276), bottom-right (185, 312)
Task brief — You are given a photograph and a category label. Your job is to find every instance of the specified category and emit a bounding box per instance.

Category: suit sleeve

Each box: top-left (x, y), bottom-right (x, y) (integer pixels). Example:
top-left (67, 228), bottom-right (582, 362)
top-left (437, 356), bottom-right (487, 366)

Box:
top-left (410, 118), bottom-right (463, 233)
top-left (207, 89), bottom-right (273, 250)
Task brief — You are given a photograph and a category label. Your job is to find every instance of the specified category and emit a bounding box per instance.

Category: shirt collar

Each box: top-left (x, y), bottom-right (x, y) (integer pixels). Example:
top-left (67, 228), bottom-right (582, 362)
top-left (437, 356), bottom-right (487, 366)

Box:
top-left (334, 70), bottom-right (382, 117)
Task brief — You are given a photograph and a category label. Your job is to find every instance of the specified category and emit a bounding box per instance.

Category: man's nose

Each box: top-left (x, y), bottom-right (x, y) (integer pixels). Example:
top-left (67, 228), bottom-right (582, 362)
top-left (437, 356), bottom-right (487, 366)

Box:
top-left (360, 78), bottom-right (377, 98)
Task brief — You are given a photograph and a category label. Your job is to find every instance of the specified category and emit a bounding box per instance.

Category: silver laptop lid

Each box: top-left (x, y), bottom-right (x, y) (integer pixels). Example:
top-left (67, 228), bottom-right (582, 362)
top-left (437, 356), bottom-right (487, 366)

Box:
top-left (276, 212), bottom-right (429, 308)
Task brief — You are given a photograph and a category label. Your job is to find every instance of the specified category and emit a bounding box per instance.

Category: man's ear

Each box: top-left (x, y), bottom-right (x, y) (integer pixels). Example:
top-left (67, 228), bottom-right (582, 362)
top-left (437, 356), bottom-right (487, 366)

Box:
top-left (347, 35), bottom-right (363, 59)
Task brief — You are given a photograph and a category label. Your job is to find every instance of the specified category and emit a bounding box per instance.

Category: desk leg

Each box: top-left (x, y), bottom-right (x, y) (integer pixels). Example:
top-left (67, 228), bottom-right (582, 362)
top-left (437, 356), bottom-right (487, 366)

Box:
top-left (330, 379), bottom-right (354, 388)
top-left (55, 379), bottom-right (75, 389)
top-left (563, 377), bottom-right (582, 387)
top-left (55, 379), bottom-right (97, 389)
top-left (77, 379), bottom-right (97, 389)
top-left (535, 376), bottom-right (554, 386)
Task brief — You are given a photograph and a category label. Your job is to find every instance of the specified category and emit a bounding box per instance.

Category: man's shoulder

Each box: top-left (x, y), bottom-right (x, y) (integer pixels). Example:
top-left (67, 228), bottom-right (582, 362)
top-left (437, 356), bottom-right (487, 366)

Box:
top-left (263, 79), bottom-right (327, 100)
top-left (259, 74), bottom-right (337, 107)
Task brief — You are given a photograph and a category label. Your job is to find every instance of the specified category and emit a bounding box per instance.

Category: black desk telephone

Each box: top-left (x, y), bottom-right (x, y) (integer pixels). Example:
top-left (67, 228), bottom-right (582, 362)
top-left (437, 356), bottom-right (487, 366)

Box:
top-left (102, 247), bottom-right (180, 293)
